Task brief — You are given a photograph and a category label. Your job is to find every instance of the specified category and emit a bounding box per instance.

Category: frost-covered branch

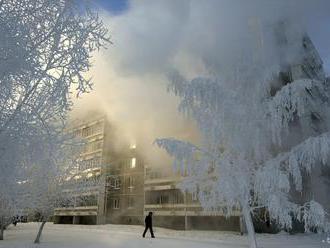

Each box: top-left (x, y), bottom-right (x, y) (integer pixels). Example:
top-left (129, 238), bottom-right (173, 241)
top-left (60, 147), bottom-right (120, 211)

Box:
top-left (267, 79), bottom-right (330, 144)
top-left (0, 0), bottom-right (109, 242)
top-left (159, 66), bottom-right (330, 248)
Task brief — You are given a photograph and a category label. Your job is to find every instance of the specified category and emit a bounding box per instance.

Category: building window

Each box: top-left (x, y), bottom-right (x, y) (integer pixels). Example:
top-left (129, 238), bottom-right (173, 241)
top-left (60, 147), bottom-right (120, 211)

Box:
top-left (192, 191), bottom-right (199, 202)
top-left (92, 123), bottom-right (102, 135)
top-left (131, 158), bottom-right (136, 168)
top-left (74, 129), bottom-right (81, 137)
top-left (114, 178), bottom-right (120, 189)
top-left (130, 143), bottom-right (136, 149)
top-left (81, 123), bottom-right (103, 138)
top-left (173, 191), bottom-right (183, 204)
top-left (79, 157), bottom-right (101, 170)
top-left (156, 195), bottom-right (169, 204)
top-left (128, 197), bottom-right (134, 209)
top-left (82, 127), bottom-right (92, 137)
top-left (128, 176), bottom-right (134, 189)
top-left (113, 199), bottom-right (120, 209)
top-left (83, 141), bottom-right (103, 154)
top-left (311, 112), bottom-right (321, 133)
top-left (95, 141), bottom-right (102, 150)
top-left (279, 70), bottom-right (292, 86)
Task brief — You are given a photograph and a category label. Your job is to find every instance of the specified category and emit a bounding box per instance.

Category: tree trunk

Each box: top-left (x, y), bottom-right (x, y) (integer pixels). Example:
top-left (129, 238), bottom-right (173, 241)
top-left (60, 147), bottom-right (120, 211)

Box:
top-left (242, 206), bottom-right (258, 248)
top-left (0, 216), bottom-right (4, 241)
top-left (0, 224), bottom-right (4, 241)
top-left (34, 221), bottom-right (46, 244)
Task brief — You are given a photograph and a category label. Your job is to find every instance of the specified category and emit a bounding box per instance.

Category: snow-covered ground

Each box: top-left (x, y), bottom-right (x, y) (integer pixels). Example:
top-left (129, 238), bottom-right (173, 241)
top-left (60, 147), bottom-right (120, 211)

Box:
top-left (0, 222), bottom-right (328, 248)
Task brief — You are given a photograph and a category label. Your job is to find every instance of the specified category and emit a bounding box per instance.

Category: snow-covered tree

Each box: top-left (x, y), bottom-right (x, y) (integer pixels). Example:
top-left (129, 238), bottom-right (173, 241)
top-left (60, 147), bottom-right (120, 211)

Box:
top-left (156, 36), bottom-right (330, 248)
top-left (19, 132), bottom-right (101, 244)
top-left (0, 0), bottom-right (109, 135)
top-left (0, 0), bottom-right (109, 241)
top-left (0, 194), bottom-right (16, 240)
top-left (0, 122), bottom-right (51, 240)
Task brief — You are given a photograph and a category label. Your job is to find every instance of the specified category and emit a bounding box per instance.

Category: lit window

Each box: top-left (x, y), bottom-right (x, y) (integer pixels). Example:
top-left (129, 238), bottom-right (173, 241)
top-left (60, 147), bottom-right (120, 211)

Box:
top-left (130, 143), bottom-right (136, 149)
top-left (131, 158), bottom-right (136, 168)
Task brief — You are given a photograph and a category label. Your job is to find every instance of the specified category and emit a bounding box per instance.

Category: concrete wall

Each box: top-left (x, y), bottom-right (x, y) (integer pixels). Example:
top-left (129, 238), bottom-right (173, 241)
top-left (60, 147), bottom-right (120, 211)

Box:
top-left (152, 216), bottom-right (240, 231)
top-left (189, 216), bottom-right (240, 232)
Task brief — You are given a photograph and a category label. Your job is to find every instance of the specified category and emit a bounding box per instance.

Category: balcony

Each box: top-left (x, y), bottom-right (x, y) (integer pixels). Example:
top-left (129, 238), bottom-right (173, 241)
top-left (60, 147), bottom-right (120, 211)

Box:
top-left (144, 203), bottom-right (241, 217)
top-left (54, 206), bottom-right (98, 216)
top-left (144, 176), bottom-right (182, 186)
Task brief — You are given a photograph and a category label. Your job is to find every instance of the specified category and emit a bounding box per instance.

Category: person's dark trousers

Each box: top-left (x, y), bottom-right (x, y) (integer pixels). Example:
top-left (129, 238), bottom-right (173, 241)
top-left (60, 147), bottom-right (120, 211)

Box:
top-left (142, 226), bottom-right (155, 238)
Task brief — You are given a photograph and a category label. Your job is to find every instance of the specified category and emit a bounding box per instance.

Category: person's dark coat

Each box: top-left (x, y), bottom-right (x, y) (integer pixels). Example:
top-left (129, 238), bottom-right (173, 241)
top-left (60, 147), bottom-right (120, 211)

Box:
top-left (145, 215), bottom-right (152, 227)
top-left (142, 212), bottom-right (155, 238)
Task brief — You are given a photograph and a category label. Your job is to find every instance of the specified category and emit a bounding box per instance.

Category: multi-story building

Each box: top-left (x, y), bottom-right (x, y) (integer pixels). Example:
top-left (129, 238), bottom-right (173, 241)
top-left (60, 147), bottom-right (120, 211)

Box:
top-left (53, 114), bottom-right (241, 230)
top-left (54, 115), bottom-right (145, 225)
top-left (54, 115), bottom-right (108, 225)
top-left (105, 145), bottom-right (145, 225)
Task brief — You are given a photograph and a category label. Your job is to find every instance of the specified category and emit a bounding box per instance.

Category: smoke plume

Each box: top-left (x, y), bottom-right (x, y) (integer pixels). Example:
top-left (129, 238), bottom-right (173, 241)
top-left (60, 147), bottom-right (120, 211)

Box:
top-left (70, 0), bottom-right (330, 168)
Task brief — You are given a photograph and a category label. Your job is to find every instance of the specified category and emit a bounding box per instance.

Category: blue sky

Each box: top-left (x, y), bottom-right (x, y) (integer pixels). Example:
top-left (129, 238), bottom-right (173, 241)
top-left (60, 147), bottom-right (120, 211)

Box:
top-left (94, 0), bottom-right (129, 15)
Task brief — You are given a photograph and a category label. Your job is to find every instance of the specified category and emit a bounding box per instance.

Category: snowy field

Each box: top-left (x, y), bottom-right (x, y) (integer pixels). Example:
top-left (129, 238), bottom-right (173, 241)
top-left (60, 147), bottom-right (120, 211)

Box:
top-left (0, 223), bottom-right (328, 248)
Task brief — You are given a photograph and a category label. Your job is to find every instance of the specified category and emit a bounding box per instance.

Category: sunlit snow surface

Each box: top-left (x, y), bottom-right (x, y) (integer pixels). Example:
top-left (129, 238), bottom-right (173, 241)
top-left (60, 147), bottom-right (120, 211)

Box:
top-left (0, 223), bottom-right (327, 248)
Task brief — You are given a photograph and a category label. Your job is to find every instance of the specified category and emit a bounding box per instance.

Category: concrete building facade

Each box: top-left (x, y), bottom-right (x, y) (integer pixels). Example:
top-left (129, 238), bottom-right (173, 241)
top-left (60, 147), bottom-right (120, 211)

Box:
top-left (54, 116), bottom-right (108, 225)
top-left (104, 146), bottom-right (145, 225)
top-left (53, 115), bottom-right (241, 231)
top-left (144, 168), bottom-right (241, 231)
top-left (54, 116), bottom-right (145, 225)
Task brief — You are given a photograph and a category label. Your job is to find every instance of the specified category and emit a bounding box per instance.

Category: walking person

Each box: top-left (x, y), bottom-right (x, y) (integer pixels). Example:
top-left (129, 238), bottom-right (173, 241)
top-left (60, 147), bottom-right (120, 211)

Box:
top-left (142, 212), bottom-right (155, 238)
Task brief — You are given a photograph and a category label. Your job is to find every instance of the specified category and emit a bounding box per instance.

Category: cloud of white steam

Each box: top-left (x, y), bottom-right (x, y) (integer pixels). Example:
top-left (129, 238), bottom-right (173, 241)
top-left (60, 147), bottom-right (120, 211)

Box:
top-left (71, 0), bottom-right (330, 168)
